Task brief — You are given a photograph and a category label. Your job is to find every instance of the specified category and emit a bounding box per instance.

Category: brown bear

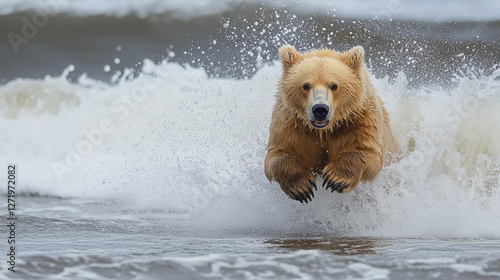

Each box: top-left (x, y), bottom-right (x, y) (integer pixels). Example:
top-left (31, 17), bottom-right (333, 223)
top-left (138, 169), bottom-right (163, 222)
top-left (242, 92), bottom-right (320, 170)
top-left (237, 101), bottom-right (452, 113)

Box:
top-left (264, 45), bottom-right (400, 203)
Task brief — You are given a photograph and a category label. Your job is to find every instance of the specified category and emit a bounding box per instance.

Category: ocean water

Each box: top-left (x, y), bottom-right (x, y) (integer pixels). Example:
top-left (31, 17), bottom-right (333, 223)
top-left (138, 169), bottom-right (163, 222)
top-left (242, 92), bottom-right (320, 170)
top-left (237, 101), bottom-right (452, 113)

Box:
top-left (1, 0), bottom-right (500, 279)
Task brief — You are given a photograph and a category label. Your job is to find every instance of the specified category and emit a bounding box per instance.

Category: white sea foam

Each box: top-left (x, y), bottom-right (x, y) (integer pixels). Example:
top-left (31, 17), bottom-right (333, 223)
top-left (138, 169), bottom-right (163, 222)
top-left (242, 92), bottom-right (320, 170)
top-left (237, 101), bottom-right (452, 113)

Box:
top-left (1, 0), bottom-right (499, 21)
top-left (4, 249), bottom-right (500, 280)
top-left (1, 59), bottom-right (499, 238)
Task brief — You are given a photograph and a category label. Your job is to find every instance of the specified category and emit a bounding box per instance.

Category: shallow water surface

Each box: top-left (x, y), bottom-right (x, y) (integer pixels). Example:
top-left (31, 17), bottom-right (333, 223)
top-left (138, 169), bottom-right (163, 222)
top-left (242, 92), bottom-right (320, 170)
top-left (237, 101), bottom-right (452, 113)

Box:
top-left (3, 197), bottom-right (500, 279)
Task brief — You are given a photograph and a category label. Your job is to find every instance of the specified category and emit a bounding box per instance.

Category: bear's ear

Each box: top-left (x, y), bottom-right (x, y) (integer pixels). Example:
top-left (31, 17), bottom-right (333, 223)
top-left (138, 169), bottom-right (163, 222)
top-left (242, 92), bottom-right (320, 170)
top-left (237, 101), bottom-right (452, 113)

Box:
top-left (279, 45), bottom-right (302, 70)
top-left (341, 46), bottom-right (365, 72)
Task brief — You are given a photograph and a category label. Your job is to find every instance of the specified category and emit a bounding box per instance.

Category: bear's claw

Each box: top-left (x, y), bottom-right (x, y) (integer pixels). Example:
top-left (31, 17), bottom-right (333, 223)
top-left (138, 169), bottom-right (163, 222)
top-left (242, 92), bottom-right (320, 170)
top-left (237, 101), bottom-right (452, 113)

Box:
top-left (328, 181), bottom-right (349, 193)
top-left (308, 179), bottom-right (317, 191)
top-left (322, 163), bottom-right (361, 193)
top-left (290, 189), bottom-right (310, 204)
top-left (289, 190), bottom-right (301, 203)
top-left (322, 174), bottom-right (332, 188)
top-left (324, 178), bottom-right (350, 193)
top-left (337, 184), bottom-right (350, 193)
top-left (286, 179), bottom-right (316, 203)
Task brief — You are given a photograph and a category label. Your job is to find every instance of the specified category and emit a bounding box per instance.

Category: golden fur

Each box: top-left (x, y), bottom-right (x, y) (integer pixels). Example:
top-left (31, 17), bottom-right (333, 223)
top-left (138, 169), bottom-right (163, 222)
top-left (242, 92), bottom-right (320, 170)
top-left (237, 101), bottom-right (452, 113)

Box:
top-left (265, 45), bottom-right (400, 203)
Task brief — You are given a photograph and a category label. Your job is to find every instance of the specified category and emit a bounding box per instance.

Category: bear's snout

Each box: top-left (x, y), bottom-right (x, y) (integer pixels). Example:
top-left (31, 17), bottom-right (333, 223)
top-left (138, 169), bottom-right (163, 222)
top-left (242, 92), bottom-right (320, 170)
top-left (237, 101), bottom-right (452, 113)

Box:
top-left (307, 88), bottom-right (333, 128)
top-left (312, 104), bottom-right (329, 120)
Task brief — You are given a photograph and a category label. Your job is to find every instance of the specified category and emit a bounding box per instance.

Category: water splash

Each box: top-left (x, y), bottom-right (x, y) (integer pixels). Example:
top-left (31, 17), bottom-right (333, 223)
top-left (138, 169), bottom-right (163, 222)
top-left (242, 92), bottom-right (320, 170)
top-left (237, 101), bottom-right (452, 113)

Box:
top-left (1, 59), bottom-right (499, 238)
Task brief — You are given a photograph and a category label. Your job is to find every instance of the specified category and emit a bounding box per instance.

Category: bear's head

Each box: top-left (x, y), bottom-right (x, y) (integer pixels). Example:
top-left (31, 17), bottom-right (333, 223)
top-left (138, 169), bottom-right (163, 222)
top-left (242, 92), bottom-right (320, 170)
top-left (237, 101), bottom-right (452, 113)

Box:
top-left (278, 45), bottom-right (366, 130)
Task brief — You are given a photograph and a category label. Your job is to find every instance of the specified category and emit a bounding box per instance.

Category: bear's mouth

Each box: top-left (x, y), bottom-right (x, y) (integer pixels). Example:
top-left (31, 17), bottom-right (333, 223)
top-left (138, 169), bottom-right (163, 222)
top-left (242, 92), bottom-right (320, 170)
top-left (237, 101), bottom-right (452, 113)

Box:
top-left (311, 120), bottom-right (329, 128)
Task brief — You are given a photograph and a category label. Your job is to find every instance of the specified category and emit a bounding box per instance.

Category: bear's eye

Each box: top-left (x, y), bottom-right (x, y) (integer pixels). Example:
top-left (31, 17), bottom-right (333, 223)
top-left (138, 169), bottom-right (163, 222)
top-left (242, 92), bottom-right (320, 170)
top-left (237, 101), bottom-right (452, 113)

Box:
top-left (330, 84), bottom-right (338, 91)
top-left (302, 83), bottom-right (311, 91)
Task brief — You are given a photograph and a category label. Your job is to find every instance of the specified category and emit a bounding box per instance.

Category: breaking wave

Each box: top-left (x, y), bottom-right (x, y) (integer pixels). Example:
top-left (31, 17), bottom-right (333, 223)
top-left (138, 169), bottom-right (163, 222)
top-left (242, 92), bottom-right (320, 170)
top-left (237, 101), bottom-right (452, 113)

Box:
top-left (1, 58), bottom-right (499, 238)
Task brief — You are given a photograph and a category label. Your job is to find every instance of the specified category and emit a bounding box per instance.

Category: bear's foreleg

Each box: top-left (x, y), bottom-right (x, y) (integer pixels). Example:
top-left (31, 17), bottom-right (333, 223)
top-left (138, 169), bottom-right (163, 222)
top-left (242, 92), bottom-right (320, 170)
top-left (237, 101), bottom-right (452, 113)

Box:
top-left (322, 150), bottom-right (382, 193)
top-left (265, 150), bottom-right (317, 203)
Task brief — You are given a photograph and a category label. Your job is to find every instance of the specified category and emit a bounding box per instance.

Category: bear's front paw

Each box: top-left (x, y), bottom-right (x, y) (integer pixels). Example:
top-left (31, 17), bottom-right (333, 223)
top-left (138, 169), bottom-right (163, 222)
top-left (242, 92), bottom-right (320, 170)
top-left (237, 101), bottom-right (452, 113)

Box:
top-left (322, 163), bottom-right (361, 193)
top-left (280, 175), bottom-right (317, 203)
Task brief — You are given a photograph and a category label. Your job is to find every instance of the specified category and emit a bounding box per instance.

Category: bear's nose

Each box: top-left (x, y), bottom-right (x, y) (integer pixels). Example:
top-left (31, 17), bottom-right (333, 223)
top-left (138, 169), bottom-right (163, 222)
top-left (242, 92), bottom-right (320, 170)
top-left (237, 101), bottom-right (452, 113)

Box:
top-left (312, 104), bottom-right (329, 120)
